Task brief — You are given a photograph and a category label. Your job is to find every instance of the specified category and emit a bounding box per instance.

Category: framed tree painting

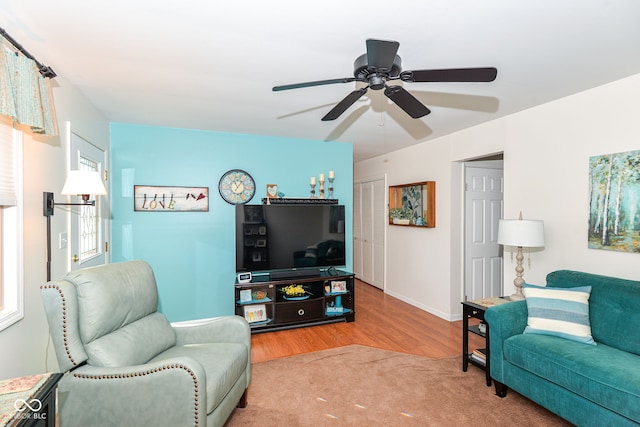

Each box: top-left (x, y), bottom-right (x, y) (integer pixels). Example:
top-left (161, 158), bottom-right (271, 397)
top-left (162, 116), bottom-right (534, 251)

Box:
top-left (588, 149), bottom-right (640, 252)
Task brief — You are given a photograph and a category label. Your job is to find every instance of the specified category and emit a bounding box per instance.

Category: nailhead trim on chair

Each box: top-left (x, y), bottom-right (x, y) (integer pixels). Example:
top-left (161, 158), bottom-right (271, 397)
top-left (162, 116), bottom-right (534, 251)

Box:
top-left (40, 284), bottom-right (78, 367)
top-left (73, 364), bottom-right (200, 426)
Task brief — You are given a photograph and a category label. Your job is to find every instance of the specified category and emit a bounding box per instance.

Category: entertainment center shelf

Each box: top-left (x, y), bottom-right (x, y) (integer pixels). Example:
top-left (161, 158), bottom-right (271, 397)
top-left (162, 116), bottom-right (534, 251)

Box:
top-left (235, 270), bottom-right (355, 333)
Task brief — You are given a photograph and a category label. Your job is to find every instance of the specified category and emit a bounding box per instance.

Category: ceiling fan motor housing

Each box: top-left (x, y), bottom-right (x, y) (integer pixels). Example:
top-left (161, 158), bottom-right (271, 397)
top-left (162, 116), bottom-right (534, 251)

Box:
top-left (353, 53), bottom-right (402, 90)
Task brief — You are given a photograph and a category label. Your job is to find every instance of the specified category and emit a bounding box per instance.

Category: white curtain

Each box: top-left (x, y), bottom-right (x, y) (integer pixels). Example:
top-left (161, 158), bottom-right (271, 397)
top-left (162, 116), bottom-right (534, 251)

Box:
top-left (0, 37), bottom-right (57, 136)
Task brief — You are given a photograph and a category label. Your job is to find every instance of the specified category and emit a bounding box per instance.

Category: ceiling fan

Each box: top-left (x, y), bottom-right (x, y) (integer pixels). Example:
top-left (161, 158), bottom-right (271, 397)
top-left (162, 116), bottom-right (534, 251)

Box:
top-left (273, 39), bottom-right (497, 121)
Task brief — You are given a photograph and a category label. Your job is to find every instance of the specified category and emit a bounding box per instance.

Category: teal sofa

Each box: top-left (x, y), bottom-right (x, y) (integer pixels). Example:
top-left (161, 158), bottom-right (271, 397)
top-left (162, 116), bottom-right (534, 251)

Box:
top-left (485, 270), bottom-right (640, 427)
top-left (41, 260), bottom-right (251, 427)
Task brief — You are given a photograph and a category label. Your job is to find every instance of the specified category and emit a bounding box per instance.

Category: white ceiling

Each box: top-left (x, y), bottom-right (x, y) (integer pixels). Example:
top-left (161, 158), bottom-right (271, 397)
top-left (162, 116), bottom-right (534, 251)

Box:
top-left (2, 0), bottom-right (640, 161)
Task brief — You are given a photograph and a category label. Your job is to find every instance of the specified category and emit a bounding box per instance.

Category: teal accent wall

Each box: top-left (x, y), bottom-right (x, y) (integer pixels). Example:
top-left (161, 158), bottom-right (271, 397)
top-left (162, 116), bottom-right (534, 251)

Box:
top-left (110, 123), bottom-right (353, 322)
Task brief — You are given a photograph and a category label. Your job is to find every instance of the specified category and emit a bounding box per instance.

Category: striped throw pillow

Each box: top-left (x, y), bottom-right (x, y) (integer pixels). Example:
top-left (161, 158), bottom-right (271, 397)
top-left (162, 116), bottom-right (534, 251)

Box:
top-left (522, 283), bottom-right (595, 345)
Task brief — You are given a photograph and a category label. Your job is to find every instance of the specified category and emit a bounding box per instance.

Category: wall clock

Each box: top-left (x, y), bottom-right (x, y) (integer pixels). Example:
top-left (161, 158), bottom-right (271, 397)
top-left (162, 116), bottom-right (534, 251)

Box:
top-left (219, 169), bottom-right (256, 205)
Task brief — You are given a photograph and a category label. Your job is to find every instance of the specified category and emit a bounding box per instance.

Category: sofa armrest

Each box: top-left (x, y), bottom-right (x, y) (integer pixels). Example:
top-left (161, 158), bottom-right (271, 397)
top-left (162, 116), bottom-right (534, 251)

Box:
top-left (58, 357), bottom-right (206, 427)
top-left (171, 315), bottom-right (251, 347)
top-left (484, 300), bottom-right (527, 383)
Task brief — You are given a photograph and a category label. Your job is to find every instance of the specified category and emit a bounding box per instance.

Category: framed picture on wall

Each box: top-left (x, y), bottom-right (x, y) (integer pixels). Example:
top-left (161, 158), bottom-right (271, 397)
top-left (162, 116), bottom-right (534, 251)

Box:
top-left (388, 181), bottom-right (436, 227)
top-left (588, 149), bottom-right (640, 253)
top-left (133, 185), bottom-right (209, 212)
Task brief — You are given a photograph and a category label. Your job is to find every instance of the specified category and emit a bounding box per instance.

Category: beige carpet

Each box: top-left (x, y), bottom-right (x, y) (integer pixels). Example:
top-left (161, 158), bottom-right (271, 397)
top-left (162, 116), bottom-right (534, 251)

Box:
top-left (225, 344), bottom-right (572, 427)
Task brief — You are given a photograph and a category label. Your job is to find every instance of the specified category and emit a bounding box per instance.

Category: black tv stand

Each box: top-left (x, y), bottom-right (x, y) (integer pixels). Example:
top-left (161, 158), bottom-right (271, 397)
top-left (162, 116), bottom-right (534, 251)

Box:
top-left (235, 270), bottom-right (355, 333)
top-left (270, 268), bottom-right (321, 280)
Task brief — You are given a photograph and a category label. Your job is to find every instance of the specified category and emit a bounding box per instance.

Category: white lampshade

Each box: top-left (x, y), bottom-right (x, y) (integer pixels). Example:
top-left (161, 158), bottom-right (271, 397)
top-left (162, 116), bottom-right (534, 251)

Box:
top-left (497, 219), bottom-right (545, 248)
top-left (61, 170), bottom-right (107, 196)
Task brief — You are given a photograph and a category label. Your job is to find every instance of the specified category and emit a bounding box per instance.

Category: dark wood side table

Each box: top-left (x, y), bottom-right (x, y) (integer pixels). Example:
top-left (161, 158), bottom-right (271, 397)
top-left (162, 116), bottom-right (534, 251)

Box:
top-left (462, 298), bottom-right (509, 387)
top-left (1, 372), bottom-right (63, 427)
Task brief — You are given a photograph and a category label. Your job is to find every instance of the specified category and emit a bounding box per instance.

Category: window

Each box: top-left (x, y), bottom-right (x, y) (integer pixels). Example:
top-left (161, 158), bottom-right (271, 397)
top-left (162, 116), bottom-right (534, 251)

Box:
top-left (0, 209), bottom-right (3, 310)
top-left (0, 119), bottom-right (23, 331)
top-left (78, 156), bottom-right (100, 262)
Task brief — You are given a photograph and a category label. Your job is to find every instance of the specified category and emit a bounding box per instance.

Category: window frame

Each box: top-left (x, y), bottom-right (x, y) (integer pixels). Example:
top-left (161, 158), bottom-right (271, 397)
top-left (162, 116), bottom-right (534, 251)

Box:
top-left (0, 125), bottom-right (24, 331)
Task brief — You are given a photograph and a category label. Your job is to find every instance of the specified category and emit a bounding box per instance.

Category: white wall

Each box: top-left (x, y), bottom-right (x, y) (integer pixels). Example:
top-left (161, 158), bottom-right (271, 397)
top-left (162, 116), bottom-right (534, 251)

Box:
top-left (0, 76), bottom-right (109, 379)
top-left (355, 73), bottom-right (640, 321)
top-left (503, 74), bottom-right (640, 283)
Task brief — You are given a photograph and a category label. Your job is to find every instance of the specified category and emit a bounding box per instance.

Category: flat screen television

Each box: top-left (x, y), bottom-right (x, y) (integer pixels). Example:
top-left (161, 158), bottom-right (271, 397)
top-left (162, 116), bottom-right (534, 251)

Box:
top-left (235, 204), bottom-right (346, 276)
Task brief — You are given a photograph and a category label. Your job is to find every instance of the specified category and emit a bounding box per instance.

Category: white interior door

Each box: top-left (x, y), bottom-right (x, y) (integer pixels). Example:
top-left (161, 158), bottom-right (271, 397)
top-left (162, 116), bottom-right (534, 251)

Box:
top-left (353, 183), bottom-right (363, 279)
top-left (354, 178), bottom-right (385, 289)
top-left (361, 181), bottom-right (374, 284)
top-left (69, 131), bottom-right (107, 271)
top-left (464, 163), bottom-right (504, 300)
top-left (371, 179), bottom-right (385, 289)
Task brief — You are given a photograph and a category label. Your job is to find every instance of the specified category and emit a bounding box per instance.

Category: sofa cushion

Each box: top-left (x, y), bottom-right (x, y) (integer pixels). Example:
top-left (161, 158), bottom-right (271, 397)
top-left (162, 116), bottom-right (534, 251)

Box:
top-left (151, 342), bottom-right (249, 414)
top-left (523, 283), bottom-right (595, 345)
top-left (546, 270), bottom-right (640, 355)
top-left (504, 334), bottom-right (640, 423)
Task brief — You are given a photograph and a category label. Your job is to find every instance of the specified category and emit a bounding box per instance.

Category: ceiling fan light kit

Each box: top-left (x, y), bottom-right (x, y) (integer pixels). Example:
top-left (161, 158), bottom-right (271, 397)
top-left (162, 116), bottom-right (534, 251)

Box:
top-left (273, 39), bottom-right (497, 121)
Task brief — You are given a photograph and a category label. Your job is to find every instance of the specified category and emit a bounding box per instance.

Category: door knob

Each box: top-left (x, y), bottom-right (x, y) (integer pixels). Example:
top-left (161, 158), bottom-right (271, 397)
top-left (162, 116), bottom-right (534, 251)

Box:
top-left (72, 254), bottom-right (79, 263)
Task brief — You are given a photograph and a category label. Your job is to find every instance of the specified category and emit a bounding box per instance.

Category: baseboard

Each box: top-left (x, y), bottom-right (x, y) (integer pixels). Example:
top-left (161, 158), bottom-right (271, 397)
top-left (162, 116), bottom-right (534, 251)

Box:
top-left (383, 289), bottom-right (453, 321)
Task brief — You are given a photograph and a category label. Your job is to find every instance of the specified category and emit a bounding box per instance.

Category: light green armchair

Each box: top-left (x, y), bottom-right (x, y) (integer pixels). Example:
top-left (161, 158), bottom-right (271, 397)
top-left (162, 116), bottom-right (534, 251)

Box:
top-left (40, 260), bottom-right (251, 427)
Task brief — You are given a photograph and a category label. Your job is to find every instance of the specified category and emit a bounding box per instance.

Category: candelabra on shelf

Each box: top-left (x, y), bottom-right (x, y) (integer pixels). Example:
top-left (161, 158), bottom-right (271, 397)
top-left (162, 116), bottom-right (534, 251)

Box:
top-left (310, 176), bottom-right (316, 198)
top-left (319, 174), bottom-right (325, 199)
top-left (328, 177), bottom-right (334, 199)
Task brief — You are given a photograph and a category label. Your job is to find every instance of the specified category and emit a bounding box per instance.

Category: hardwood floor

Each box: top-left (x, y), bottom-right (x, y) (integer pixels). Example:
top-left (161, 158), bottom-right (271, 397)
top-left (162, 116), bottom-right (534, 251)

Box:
top-left (251, 279), bottom-right (485, 363)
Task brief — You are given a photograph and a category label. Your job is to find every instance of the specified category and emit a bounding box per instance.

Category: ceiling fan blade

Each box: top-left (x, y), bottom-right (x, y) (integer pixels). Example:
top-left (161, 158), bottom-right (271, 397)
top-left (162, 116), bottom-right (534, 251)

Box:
top-left (366, 39), bottom-right (400, 72)
top-left (400, 67), bottom-right (498, 83)
top-left (384, 85), bottom-right (430, 119)
top-left (273, 77), bottom-right (357, 91)
top-left (322, 87), bottom-right (368, 121)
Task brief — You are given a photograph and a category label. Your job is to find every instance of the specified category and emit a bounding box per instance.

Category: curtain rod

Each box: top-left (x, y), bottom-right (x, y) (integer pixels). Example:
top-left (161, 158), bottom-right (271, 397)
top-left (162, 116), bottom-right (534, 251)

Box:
top-left (0, 26), bottom-right (57, 78)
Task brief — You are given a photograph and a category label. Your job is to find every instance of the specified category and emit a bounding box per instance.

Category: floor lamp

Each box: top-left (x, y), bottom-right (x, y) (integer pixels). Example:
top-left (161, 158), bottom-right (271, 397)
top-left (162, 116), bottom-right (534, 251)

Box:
top-left (497, 214), bottom-right (545, 301)
top-left (43, 170), bottom-right (107, 281)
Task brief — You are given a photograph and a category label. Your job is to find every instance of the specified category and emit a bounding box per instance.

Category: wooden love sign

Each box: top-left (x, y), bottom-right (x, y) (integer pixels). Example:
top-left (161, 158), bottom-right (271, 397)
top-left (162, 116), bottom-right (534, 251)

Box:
top-left (133, 185), bottom-right (209, 212)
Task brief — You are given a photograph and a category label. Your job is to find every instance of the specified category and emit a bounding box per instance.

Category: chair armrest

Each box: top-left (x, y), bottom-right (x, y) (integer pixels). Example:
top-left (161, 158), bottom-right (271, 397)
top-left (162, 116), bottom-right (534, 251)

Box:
top-left (171, 315), bottom-right (251, 347)
top-left (58, 357), bottom-right (207, 427)
top-left (172, 316), bottom-right (252, 390)
top-left (484, 300), bottom-right (527, 383)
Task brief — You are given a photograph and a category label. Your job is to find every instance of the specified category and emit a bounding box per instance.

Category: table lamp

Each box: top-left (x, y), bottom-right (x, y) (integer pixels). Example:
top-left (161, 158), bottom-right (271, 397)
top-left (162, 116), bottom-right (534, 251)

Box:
top-left (497, 213), bottom-right (545, 300)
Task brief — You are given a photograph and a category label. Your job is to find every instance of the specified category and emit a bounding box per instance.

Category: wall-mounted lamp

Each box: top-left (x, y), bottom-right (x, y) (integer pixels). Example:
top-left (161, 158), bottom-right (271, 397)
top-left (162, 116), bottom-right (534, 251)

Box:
top-left (497, 213), bottom-right (545, 301)
top-left (43, 170), bottom-right (107, 281)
